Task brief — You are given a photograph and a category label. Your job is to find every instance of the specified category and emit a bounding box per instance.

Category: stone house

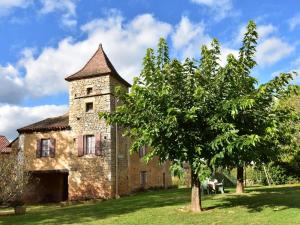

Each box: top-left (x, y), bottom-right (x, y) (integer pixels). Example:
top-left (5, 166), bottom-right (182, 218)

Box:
top-left (11, 45), bottom-right (172, 203)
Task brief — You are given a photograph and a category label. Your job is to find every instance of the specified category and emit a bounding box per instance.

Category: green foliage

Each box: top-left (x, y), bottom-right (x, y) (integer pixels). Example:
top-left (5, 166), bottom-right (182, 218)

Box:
top-left (268, 164), bottom-right (293, 185)
top-left (170, 162), bottom-right (185, 179)
top-left (276, 94), bottom-right (300, 178)
top-left (100, 20), bottom-right (298, 186)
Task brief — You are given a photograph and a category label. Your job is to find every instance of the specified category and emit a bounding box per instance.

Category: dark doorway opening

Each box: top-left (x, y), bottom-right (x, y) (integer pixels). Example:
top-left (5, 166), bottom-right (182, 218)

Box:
top-left (26, 170), bottom-right (69, 203)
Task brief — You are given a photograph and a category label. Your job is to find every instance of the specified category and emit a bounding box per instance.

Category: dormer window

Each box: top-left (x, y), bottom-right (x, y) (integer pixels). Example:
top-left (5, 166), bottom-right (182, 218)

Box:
top-left (86, 102), bottom-right (93, 113)
top-left (87, 87), bottom-right (93, 95)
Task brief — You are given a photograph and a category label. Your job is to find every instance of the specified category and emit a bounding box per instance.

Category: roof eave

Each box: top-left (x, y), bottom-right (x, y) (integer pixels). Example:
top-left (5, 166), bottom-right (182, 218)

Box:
top-left (17, 126), bottom-right (71, 134)
top-left (65, 72), bottom-right (131, 87)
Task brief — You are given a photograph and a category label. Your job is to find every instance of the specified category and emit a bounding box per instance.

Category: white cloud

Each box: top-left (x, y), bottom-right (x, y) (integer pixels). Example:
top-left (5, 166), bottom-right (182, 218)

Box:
top-left (0, 104), bottom-right (68, 140)
top-left (257, 24), bottom-right (277, 40)
top-left (190, 0), bottom-right (234, 21)
top-left (39, 0), bottom-right (77, 28)
top-left (288, 14), bottom-right (300, 30)
top-left (0, 0), bottom-right (29, 8)
top-left (80, 13), bottom-right (172, 79)
top-left (235, 24), bottom-right (277, 45)
top-left (0, 12), bottom-right (172, 102)
top-left (219, 47), bottom-right (239, 67)
top-left (235, 23), bottom-right (293, 67)
top-left (172, 16), bottom-right (211, 59)
top-left (0, 64), bottom-right (26, 104)
top-left (0, 0), bottom-right (77, 27)
top-left (0, 0), bottom-right (32, 15)
top-left (171, 16), bottom-right (238, 66)
top-left (256, 37), bottom-right (294, 66)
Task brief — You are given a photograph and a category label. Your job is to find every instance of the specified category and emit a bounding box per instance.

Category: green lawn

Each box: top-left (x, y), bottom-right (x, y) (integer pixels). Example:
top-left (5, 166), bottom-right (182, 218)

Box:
top-left (1, 185), bottom-right (300, 225)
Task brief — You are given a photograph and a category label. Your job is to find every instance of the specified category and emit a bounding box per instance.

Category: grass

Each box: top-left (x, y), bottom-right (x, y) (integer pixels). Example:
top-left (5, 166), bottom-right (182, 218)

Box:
top-left (1, 184), bottom-right (300, 225)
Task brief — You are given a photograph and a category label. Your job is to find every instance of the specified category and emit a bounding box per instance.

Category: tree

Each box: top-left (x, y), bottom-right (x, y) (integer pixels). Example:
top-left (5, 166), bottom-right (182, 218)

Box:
top-left (100, 21), bottom-right (298, 211)
top-left (267, 93), bottom-right (300, 181)
top-left (210, 22), bottom-right (299, 193)
top-left (0, 151), bottom-right (32, 213)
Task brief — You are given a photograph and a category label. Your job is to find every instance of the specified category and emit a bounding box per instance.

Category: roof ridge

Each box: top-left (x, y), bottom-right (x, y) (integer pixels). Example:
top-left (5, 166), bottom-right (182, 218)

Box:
top-left (64, 44), bottom-right (130, 87)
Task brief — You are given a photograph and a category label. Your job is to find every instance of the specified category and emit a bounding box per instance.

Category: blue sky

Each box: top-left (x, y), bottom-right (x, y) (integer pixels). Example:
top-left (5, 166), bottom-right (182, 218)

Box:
top-left (0, 0), bottom-right (300, 139)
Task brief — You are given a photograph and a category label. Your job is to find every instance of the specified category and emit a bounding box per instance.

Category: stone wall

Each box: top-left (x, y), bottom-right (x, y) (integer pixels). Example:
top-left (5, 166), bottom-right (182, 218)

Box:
top-left (68, 75), bottom-right (114, 199)
top-left (110, 76), bottom-right (173, 194)
top-left (20, 130), bottom-right (113, 200)
top-left (21, 131), bottom-right (73, 171)
top-left (18, 73), bottom-right (173, 202)
top-left (128, 150), bottom-right (172, 191)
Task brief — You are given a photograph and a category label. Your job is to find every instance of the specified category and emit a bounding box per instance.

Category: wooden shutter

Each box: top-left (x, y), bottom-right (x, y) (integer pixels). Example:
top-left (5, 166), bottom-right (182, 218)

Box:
top-left (77, 135), bottom-right (84, 157)
top-left (36, 139), bottom-right (41, 158)
top-left (95, 133), bottom-right (102, 156)
top-left (50, 138), bottom-right (56, 158)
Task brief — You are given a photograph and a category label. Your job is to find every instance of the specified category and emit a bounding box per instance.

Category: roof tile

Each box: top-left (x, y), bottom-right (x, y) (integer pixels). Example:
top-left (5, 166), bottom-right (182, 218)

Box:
top-left (65, 44), bottom-right (131, 87)
top-left (17, 114), bottom-right (70, 133)
top-left (0, 135), bottom-right (11, 153)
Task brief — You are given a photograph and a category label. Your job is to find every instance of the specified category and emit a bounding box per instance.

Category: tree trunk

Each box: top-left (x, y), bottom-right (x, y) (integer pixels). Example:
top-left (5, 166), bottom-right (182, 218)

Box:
top-left (191, 173), bottom-right (202, 212)
top-left (236, 166), bottom-right (244, 194)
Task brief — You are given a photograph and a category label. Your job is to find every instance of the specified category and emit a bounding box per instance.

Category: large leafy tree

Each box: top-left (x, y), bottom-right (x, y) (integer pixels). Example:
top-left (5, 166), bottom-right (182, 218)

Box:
top-left (211, 22), bottom-right (299, 193)
top-left (100, 21), bottom-right (298, 212)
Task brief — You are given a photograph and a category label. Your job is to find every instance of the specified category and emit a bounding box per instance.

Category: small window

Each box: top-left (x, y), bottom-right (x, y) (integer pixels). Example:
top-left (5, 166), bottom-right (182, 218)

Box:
top-left (86, 102), bottom-right (93, 113)
top-left (85, 135), bottom-right (95, 155)
top-left (139, 146), bottom-right (146, 158)
top-left (41, 139), bottom-right (50, 157)
top-left (87, 87), bottom-right (93, 95)
top-left (140, 171), bottom-right (147, 188)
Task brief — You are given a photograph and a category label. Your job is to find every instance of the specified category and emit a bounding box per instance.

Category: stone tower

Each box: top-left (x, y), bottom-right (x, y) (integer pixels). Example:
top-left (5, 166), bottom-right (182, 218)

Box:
top-left (65, 44), bottom-right (131, 198)
top-left (65, 44), bottom-right (130, 135)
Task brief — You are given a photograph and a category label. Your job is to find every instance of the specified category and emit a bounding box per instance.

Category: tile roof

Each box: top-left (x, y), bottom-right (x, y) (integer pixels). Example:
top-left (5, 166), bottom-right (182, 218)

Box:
top-left (65, 44), bottom-right (131, 87)
top-left (17, 114), bottom-right (70, 133)
top-left (0, 135), bottom-right (11, 153)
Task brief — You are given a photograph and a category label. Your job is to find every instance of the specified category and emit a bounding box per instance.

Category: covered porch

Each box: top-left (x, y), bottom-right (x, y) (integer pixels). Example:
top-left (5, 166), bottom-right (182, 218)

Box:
top-left (25, 169), bottom-right (69, 203)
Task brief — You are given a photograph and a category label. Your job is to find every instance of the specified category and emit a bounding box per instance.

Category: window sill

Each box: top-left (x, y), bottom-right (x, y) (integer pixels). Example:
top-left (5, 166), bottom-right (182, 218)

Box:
top-left (81, 154), bottom-right (103, 159)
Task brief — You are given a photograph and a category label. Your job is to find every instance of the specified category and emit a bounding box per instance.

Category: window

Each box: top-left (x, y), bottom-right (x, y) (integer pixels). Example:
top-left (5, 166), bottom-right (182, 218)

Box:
top-left (78, 134), bottom-right (101, 157)
top-left (139, 146), bottom-right (146, 158)
top-left (140, 171), bottom-right (147, 188)
top-left (41, 139), bottom-right (50, 157)
top-left (85, 135), bottom-right (95, 155)
top-left (87, 87), bottom-right (93, 95)
top-left (86, 102), bottom-right (93, 113)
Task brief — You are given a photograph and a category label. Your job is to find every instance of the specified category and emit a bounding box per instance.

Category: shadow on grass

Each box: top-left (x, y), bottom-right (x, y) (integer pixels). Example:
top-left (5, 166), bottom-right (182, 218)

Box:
top-left (0, 188), bottom-right (190, 225)
top-left (219, 185), bottom-right (300, 213)
top-left (0, 185), bottom-right (299, 224)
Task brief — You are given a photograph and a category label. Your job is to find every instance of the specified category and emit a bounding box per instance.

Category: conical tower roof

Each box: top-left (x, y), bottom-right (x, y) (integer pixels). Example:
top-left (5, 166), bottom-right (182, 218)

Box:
top-left (65, 44), bottom-right (130, 87)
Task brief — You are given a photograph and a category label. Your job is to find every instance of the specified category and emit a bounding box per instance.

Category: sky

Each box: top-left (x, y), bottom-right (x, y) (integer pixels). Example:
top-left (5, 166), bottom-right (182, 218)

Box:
top-left (0, 0), bottom-right (300, 140)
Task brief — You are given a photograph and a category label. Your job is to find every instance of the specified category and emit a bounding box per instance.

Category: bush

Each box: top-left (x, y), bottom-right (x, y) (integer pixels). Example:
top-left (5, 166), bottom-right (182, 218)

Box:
top-left (268, 164), bottom-right (298, 185)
